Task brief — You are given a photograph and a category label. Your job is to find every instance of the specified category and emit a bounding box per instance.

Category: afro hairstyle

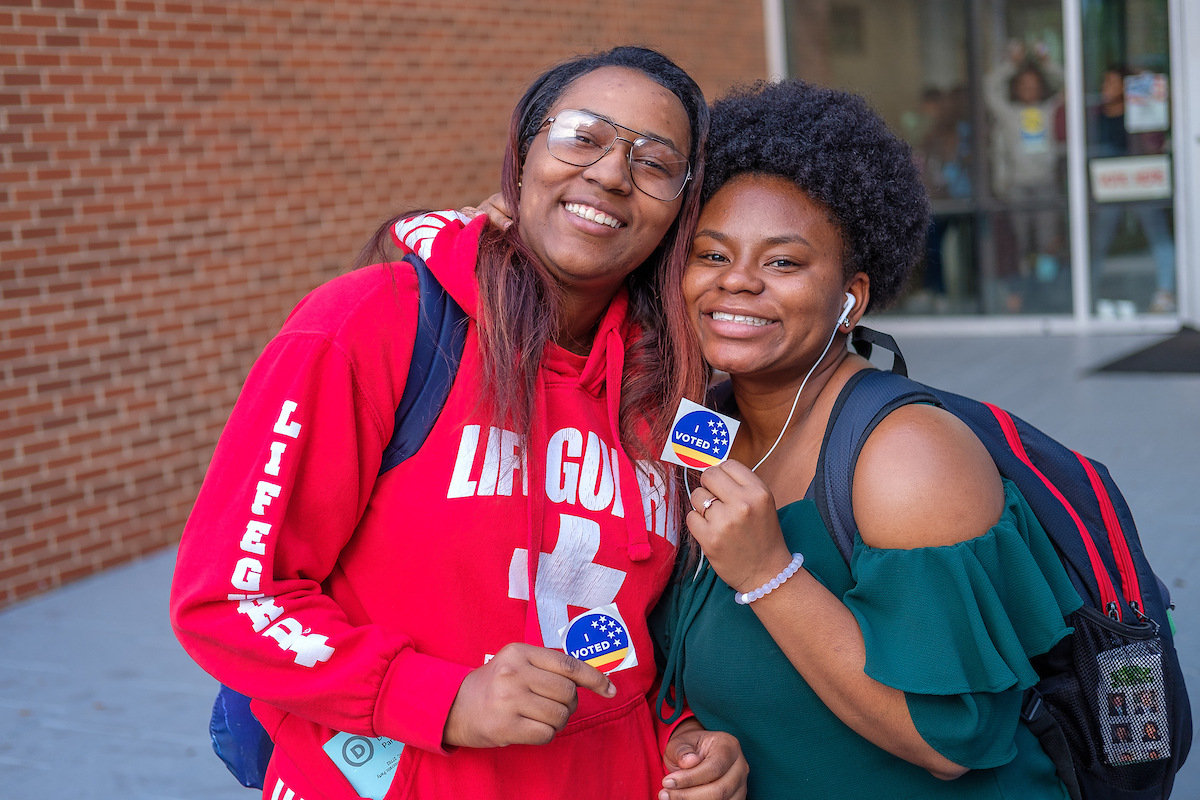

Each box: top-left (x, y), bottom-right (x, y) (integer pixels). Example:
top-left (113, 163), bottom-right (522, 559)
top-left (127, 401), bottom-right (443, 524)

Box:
top-left (703, 80), bottom-right (930, 311)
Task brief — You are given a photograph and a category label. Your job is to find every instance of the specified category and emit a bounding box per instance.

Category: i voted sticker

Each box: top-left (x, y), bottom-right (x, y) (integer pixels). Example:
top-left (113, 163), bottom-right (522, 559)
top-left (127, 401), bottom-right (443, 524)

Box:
top-left (322, 731), bottom-right (403, 800)
top-left (660, 398), bottom-right (740, 470)
top-left (557, 604), bottom-right (638, 675)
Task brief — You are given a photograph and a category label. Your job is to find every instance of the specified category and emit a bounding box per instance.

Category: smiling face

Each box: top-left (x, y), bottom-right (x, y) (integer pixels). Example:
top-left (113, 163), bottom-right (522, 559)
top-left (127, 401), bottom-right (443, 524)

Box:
top-left (517, 67), bottom-right (691, 307)
top-left (684, 174), bottom-right (866, 381)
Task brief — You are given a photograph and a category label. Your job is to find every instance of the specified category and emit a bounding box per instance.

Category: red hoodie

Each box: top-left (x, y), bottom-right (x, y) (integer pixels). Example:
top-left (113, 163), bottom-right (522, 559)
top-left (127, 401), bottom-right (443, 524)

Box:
top-left (170, 217), bottom-right (684, 800)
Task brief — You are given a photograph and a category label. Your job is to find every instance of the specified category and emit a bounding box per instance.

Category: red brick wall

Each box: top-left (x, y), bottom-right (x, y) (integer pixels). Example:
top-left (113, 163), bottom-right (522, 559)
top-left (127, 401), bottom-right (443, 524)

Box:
top-left (0, 1), bottom-right (766, 606)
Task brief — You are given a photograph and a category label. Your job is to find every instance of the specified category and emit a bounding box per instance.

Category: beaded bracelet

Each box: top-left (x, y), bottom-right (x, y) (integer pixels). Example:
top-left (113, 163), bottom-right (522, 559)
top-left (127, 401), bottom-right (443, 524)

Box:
top-left (733, 553), bottom-right (805, 605)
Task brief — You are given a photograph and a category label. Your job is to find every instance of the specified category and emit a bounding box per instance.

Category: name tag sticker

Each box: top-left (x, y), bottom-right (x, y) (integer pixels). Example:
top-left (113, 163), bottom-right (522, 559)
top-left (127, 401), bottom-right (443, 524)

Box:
top-left (660, 398), bottom-right (740, 470)
top-left (322, 732), bottom-right (403, 800)
top-left (557, 603), bottom-right (638, 675)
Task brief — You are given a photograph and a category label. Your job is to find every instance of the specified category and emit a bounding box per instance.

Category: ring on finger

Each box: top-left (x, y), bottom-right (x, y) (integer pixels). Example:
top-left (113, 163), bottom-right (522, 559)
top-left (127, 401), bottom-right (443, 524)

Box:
top-left (700, 496), bottom-right (717, 517)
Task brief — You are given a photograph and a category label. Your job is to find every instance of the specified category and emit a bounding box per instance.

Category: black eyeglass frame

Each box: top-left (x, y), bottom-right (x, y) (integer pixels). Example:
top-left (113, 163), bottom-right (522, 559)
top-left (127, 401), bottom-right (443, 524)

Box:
top-left (537, 110), bottom-right (693, 202)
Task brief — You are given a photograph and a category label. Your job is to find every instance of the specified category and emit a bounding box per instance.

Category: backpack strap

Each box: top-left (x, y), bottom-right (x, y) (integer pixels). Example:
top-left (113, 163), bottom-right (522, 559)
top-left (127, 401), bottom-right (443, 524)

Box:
top-left (850, 326), bottom-right (909, 377)
top-left (1021, 688), bottom-right (1083, 800)
top-left (379, 251), bottom-right (468, 475)
top-left (814, 369), bottom-right (941, 563)
top-left (813, 355), bottom-right (1129, 605)
top-left (926, 391), bottom-right (1129, 619)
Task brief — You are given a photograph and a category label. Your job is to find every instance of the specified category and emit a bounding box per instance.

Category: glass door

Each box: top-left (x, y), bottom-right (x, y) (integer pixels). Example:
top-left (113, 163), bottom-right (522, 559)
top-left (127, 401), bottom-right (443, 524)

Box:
top-left (1082, 0), bottom-right (1176, 317)
top-left (784, 0), bottom-right (1076, 316)
top-left (974, 0), bottom-right (1073, 315)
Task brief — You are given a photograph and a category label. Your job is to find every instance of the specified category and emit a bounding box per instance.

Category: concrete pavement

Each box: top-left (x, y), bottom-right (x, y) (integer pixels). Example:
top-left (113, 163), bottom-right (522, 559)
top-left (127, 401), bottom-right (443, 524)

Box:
top-left (0, 547), bottom-right (248, 800)
top-left (1, 331), bottom-right (1198, 799)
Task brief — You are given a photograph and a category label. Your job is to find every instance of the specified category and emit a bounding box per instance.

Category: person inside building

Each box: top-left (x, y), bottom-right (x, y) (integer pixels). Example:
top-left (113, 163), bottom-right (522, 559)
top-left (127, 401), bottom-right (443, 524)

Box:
top-left (984, 41), bottom-right (1067, 311)
top-left (170, 46), bottom-right (748, 800)
top-left (651, 79), bottom-right (1081, 799)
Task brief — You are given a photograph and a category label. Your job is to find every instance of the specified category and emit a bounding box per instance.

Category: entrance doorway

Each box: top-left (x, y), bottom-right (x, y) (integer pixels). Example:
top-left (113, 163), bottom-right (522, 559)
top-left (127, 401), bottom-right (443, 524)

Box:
top-left (782, 0), bottom-right (1178, 319)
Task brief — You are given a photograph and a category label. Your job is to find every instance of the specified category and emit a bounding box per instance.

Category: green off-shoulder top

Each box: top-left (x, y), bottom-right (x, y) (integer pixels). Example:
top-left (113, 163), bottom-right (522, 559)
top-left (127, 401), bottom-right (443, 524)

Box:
top-left (651, 480), bottom-right (1083, 799)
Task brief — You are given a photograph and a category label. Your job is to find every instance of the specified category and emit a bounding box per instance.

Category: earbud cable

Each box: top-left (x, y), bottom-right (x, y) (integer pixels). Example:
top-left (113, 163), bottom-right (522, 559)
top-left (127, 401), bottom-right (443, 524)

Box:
top-left (749, 318), bottom-right (844, 472)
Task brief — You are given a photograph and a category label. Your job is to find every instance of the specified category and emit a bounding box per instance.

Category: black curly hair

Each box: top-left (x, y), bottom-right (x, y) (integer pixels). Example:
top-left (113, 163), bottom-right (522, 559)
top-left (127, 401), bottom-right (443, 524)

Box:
top-left (703, 80), bottom-right (929, 311)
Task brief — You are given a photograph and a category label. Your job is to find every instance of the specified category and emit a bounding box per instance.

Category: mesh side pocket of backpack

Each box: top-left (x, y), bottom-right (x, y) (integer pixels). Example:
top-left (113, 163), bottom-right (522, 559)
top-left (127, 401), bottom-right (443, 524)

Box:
top-left (1040, 605), bottom-right (1174, 794)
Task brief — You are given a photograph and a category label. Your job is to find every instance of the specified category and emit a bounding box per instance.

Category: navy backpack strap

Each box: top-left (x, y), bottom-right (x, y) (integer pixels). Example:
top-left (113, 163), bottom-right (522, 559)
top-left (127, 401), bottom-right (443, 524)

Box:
top-left (923, 388), bottom-right (1130, 617)
top-left (814, 369), bottom-right (941, 563)
top-left (379, 252), bottom-right (468, 475)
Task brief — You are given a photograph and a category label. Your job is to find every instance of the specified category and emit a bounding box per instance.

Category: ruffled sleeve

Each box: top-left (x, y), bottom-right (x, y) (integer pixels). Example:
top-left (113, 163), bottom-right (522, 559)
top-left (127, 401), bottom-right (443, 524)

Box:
top-left (843, 479), bottom-right (1082, 767)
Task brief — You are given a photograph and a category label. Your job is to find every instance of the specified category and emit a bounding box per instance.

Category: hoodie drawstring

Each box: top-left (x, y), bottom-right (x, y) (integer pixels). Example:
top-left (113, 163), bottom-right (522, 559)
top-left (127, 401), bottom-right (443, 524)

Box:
top-left (656, 558), bottom-right (719, 723)
top-left (604, 326), bottom-right (652, 563)
top-left (524, 368), bottom-right (550, 646)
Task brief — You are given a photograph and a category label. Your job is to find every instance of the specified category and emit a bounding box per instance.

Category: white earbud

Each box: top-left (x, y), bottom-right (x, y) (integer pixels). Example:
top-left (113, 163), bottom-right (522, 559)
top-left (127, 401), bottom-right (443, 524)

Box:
top-left (837, 292), bottom-right (856, 327)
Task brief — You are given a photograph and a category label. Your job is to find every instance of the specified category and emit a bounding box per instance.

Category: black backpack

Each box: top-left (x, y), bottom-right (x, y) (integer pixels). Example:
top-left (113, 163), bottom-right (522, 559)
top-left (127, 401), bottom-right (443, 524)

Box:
top-left (814, 328), bottom-right (1191, 800)
top-left (209, 252), bottom-right (468, 788)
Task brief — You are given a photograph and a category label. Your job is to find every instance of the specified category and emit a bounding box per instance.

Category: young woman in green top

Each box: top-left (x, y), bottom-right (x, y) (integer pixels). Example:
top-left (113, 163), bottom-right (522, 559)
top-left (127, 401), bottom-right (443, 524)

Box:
top-left (651, 80), bottom-right (1081, 798)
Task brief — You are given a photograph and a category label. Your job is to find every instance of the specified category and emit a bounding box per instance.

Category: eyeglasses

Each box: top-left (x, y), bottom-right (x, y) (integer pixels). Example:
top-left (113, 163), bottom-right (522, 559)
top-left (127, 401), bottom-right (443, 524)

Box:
top-left (539, 109), bottom-right (692, 202)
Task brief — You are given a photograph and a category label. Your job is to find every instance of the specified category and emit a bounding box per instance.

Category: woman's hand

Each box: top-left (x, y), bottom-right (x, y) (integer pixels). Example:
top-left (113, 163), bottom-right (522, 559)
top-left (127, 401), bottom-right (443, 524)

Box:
top-left (687, 460), bottom-right (794, 596)
top-left (661, 718), bottom-right (748, 800)
top-left (442, 642), bottom-right (615, 749)
top-left (459, 192), bottom-right (514, 231)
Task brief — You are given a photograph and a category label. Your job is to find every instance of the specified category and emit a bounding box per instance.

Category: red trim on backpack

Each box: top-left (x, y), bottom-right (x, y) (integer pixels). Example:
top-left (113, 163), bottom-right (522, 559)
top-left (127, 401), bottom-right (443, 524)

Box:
top-left (983, 403), bottom-right (1123, 619)
top-left (1075, 453), bottom-right (1144, 614)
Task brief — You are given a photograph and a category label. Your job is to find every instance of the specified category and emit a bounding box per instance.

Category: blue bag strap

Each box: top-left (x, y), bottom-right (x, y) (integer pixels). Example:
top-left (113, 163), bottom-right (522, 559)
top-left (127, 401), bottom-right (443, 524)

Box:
top-left (379, 251), bottom-right (468, 475)
top-left (813, 368), bottom-right (940, 564)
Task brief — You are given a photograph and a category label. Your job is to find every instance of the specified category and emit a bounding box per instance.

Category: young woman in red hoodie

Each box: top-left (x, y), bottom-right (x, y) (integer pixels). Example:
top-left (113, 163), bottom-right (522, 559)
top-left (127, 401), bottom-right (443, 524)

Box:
top-left (171, 47), bottom-right (746, 800)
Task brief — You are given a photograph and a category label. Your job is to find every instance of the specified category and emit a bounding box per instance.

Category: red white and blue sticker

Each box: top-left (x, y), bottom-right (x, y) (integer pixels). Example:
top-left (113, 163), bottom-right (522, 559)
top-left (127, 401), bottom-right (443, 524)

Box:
top-left (558, 604), bottom-right (638, 675)
top-left (660, 398), bottom-right (740, 470)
